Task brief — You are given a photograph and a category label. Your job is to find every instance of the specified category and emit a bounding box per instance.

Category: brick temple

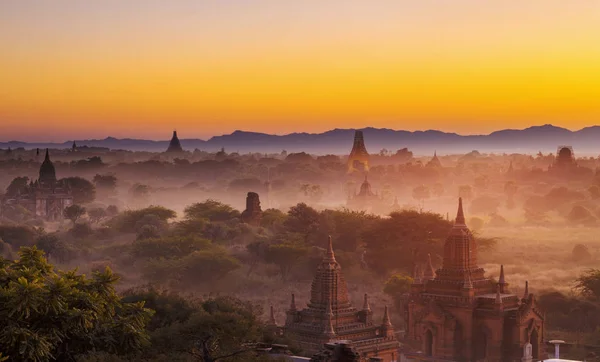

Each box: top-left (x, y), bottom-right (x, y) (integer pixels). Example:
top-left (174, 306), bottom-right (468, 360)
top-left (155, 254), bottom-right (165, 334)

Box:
top-left (405, 198), bottom-right (545, 362)
top-left (284, 236), bottom-right (399, 361)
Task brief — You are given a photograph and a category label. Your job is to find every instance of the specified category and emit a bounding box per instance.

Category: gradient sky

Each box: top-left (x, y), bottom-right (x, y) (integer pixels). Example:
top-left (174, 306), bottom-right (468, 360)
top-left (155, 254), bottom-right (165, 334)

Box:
top-left (1, 1), bottom-right (600, 141)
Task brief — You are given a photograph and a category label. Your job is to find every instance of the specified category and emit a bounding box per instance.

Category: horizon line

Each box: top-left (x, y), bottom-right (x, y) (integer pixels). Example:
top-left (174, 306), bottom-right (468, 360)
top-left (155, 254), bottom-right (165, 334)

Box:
top-left (1, 123), bottom-right (598, 144)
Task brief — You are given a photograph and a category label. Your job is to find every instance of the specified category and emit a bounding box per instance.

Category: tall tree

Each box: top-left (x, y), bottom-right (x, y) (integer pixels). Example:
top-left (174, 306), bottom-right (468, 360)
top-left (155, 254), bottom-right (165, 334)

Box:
top-left (0, 247), bottom-right (153, 361)
top-left (60, 177), bottom-right (96, 204)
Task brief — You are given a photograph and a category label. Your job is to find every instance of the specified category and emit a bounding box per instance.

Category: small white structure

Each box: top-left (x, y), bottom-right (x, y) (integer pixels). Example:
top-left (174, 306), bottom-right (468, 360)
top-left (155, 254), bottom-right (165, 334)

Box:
top-left (549, 340), bottom-right (566, 359)
top-left (522, 342), bottom-right (533, 362)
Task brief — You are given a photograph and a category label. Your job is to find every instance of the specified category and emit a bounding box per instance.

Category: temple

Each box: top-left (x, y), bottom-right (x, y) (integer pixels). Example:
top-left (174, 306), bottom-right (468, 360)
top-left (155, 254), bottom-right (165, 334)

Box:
top-left (166, 130), bottom-right (184, 153)
top-left (405, 198), bottom-right (545, 362)
top-left (1, 149), bottom-right (73, 221)
top-left (348, 130), bottom-right (370, 173)
top-left (347, 175), bottom-right (384, 212)
top-left (240, 192), bottom-right (262, 226)
top-left (548, 146), bottom-right (577, 174)
top-left (426, 151), bottom-right (442, 168)
top-left (284, 236), bottom-right (399, 361)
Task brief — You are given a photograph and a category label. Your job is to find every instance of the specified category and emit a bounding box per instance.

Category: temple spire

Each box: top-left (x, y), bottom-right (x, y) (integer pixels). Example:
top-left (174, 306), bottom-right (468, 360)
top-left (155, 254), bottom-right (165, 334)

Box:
top-left (166, 130), bottom-right (184, 153)
top-left (325, 235), bottom-right (336, 262)
top-left (498, 265), bottom-right (506, 293)
top-left (290, 293), bottom-right (297, 311)
top-left (523, 280), bottom-right (529, 300)
top-left (44, 148), bottom-right (50, 162)
top-left (363, 293), bottom-right (371, 312)
top-left (382, 306), bottom-right (392, 327)
top-left (455, 197), bottom-right (466, 225)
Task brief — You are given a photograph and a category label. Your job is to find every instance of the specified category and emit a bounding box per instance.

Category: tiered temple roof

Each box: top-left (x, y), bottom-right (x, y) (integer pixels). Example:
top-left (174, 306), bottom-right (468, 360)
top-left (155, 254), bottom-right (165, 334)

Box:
top-left (406, 198), bottom-right (545, 362)
top-left (347, 130), bottom-right (370, 172)
top-left (284, 236), bottom-right (398, 360)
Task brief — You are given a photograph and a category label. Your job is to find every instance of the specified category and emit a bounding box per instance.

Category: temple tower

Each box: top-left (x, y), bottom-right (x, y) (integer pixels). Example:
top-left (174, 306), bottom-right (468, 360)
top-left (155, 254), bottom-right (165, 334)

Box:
top-left (39, 149), bottom-right (57, 186)
top-left (285, 236), bottom-right (398, 361)
top-left (166, 130), bottom-right (184, 153)
top-left (348, 130), bottom-right (370, 172)
top-left (405, 198), bottom-right (546, 362)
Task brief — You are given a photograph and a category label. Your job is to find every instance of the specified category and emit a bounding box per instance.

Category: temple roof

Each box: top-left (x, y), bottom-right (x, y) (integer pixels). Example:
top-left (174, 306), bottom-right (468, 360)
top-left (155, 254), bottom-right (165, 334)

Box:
top-left (308, 236), bottom-right (352, 312)
top-left (39, 149), bottom-right (57, 185)
top-left (357, 175), bottom-right (374, 197)
top-left (166, 130), bottom-right (184, 153)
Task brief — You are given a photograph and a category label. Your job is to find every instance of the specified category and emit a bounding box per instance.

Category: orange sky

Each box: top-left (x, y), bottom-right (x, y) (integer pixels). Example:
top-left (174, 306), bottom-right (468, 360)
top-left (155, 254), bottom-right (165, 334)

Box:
top-left (1, 1), bottom-right (600, 141)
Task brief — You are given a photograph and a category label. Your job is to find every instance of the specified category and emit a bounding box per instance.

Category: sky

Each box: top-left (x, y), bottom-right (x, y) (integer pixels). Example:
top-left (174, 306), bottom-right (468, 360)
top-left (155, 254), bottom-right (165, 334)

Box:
top-left (1, 1), bottom-right (600, 141)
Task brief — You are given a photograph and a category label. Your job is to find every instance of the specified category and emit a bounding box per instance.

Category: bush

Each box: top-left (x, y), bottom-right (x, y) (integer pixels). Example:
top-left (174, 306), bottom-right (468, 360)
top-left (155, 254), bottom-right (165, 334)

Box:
top-left (0, 225), bottom-right (38, 248)
top-left (70, 222), bottom-right (94, 239)
top-left (109, 206), bottom-right (176, 233)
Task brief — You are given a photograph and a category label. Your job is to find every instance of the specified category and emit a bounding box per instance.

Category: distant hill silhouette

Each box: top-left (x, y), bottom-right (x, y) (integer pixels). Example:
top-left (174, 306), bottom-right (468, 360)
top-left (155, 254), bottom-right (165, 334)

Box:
top-left (3, 124), bottom-right (600, 155)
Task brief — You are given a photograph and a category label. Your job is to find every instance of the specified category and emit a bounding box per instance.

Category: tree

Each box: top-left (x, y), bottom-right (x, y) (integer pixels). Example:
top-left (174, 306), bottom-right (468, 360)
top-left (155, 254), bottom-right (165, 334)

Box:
top-left (35, 233), bottom-right (61, 258)
top-left (93, 174), bottom-right (117, 195)
top-left (5, 176), bottom-right (29, 196)
top-left (362, 210), bottom-right (452, 275)
top-left (0, 225), bottom-right (39, 248)
top-left (109, 206), bottom-right (176, 233)
top-left (60, 176), bottom-right (96, 204)
top-left (88, 207), bottom-right (108, 224)
top-left (184, 200), bottom-right (240, 222)
top-left (384, 273), bottom-right (413, 311)
top-left (300, 184), bottom-right (324, 203)
top-left (147, 296), bottom-right (268, 362)
top-left (574, 269), bottom-right (600, 299)
top-left (129, 183), bottom-right (150, 203)
top-left (131, 236), bottom-right (212, 260)
top-left (63, 204), bottom-right (86, 224)
top-left (264, 243), bottom-right (309, 281)
top-left (0, 247), bottom-right (153, 361)
top-left (284, 203), bottom-right (320, 244)
top-left (106, 205), bottom-right (119, 217)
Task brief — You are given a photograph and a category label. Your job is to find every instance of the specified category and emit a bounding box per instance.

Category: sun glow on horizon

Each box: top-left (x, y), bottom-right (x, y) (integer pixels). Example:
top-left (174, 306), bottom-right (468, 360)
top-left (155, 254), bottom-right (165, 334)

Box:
top-left (1, 1), bottom-right (600, 141)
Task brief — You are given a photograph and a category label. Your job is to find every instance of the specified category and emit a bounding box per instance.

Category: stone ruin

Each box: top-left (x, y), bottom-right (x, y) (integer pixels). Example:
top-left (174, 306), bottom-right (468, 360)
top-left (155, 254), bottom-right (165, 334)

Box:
top-left (241, 192), bottom-right (262, 226)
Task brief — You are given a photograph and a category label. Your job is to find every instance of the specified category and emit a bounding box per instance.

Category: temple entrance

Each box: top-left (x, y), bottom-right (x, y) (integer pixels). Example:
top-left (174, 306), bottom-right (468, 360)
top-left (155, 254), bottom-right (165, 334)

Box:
top-left (531, 329), bottom-right (539, 359)
top-left (425, 330), bottom-right (434, 356)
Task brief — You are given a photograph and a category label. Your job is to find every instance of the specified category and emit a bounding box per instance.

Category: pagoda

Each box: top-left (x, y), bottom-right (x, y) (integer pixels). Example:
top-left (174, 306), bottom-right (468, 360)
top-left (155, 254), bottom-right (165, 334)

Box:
top-left (284, 236), bottom-right (399, 361)
top-left (347, 175), bottom-right (384, 212)
top-left (166, 130), bottom-right (184, 153)
top-left (405, 198), bottom-right (545, 362)
top-left (425, 151), bottom-right (442, 168)
top-left (2, 149), bottom-right (73, 221)
top-left (348, 130), bottom-right (370, 173)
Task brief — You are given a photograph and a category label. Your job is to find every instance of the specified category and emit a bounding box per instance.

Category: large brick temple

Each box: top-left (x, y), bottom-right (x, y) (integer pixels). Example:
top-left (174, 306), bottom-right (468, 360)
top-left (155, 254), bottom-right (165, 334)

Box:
top-left (405, 198), bottom-right (545, 362)
top-left (284, 236), bottom-right (399, 361)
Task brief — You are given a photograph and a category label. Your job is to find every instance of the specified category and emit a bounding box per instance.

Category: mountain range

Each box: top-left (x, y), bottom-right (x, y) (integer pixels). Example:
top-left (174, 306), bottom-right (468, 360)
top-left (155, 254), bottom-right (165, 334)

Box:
top-left (2, 124), bottom-right (600, 155)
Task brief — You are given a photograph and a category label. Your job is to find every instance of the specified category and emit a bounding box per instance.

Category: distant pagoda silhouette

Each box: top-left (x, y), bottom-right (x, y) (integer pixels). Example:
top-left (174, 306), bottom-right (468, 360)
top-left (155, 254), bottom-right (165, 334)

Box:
top-left (347, 130), bottom-right (369, 172)
top-left (166, 130), bottom-right (184, 153)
